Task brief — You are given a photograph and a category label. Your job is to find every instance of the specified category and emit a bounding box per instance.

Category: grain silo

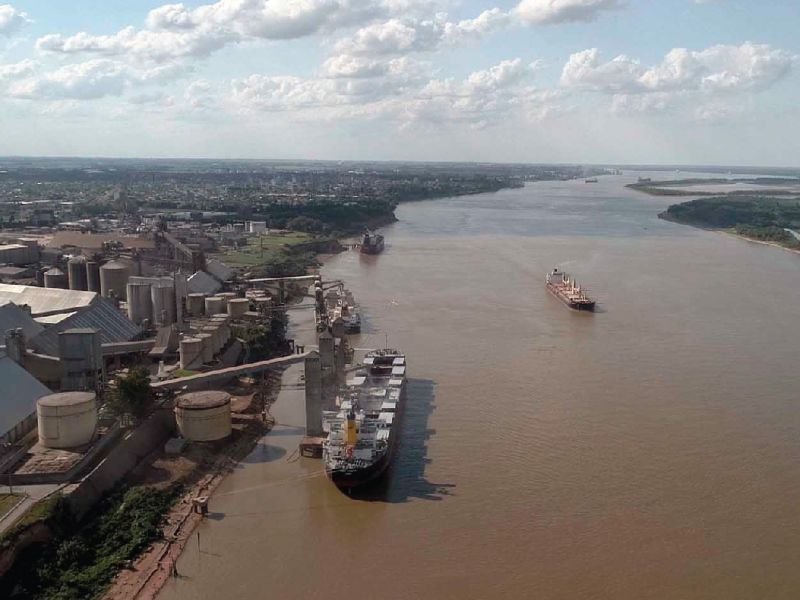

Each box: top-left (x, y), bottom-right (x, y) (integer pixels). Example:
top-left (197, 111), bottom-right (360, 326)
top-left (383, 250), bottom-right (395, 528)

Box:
top-left (175, 391), bottom-right (232, 442)
top-left (204, 296), bottom-right (223, 315)
top-left (179, 337), bottom-right (204, 370)
top-left (227, 298), bottom-right (249, 319)
top-left (86, 261), bottom-right (101, 293)
top-left (43, 267), bottom-right (68, 289)
top-left (67, 255), bottom-right (88, 291)
top-left (187, 293), bottom-right (206, 317)
top-left (195, 332), bottom-right (214, 363)
top-left (126, 282), bottom-right (153, 325)
top-left (37, 391), bottom-right (98, 449)
top-left (100, 260), bottom-right (130, 300)
top-left (151, 284), bottom-right (176, 326)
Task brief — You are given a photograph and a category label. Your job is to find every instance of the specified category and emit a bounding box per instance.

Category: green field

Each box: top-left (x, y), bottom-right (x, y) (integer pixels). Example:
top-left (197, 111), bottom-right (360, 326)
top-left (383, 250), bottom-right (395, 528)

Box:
top-left (213, 231), bottom-right (313, 267)
top-left (0, 493), bottom-right (24, 518)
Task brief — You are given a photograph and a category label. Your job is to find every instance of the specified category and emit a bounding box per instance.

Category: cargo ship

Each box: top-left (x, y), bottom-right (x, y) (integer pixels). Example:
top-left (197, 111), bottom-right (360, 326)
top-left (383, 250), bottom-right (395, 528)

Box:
top-left (325, 285), bottom-right (361, 334)
top-left (322, 349), bottom-right (407, 489)
top-left (545, 268), bottom-right (596, 311)
top-left (360, 231), bottom-right (384, 254)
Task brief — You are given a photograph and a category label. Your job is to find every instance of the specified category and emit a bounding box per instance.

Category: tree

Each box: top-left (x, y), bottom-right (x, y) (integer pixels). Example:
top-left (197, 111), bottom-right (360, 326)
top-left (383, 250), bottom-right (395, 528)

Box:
top-left (109, 367), bottom-right (154, 420)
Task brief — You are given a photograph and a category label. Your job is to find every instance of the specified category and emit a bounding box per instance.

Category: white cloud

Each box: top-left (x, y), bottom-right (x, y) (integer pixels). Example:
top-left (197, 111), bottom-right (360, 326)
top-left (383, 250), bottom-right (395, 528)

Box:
top-left (561, 43), bottom-right (795, 94)
top-left (516, 0), bottom-right (623, 25)
top-left (0, 58), bottom-right (36, 83)
top-left (0, 4), bottom-right (30, 36)
top-left (333, 9), bottom-right (509, 57)
top-left (9, 59), bottom-right (192, 100)
top-left (35, 0), bottom-right (449, 64)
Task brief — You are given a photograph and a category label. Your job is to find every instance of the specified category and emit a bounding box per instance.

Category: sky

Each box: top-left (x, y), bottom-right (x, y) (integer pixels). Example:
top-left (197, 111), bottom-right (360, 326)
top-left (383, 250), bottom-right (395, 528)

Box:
top-left (0, 0), bottom-right (798, 165)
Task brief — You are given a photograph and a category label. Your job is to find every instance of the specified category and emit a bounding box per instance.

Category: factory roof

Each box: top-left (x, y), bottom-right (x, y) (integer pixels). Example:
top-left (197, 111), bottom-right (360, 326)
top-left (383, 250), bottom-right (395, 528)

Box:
top-left (0, 356), bottom-right (52, 435)
top-left (187, 270), bottom-right (221, 295)
top-left (0, 302), bottom-right (45, 340)
top-left (0, 283), bottom-right (96, 316)
top-left (205, 259), bottom-right (233, 282)
top-left (31, 297), bottom-right (142, 356)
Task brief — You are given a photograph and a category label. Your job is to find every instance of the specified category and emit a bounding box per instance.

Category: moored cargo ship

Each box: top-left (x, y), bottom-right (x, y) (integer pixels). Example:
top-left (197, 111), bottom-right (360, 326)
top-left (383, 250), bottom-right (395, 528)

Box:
top-left (360, 231), bottom-right (384, 254)
top-left (545, 268), bottom-right (596, 311)
top-left (325, 284), bottom-right (361, 333)
top-left (322, 349), bottom-right (407, 489)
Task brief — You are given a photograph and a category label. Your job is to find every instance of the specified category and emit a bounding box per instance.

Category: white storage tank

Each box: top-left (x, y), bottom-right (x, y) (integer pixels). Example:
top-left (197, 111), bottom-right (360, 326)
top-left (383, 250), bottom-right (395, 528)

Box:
top-left (44, 267), bottom-right (68, 289)
top-left (86, 260), bottom-right (101, 293)
top-left (187, 293), bottom-right (206, 317)
top-left (204, 296), bottom-right (223, 315)
top-left (37, 392), bottom-right (98, 449)
top-left (151, 284), bottom-right (176, 326)
top-left (127, 282), bottom-right (153, 325)
top-left (67, 256), bottom-right (89, 291)
top-left (175, 391), bottom-right (231, 442)
top-left (195, 332), bottom-right (214, 363)
top-left (227, 298), bottom-right (249, 318)
top-left (179, 337), bottom-right (204, 370)
top-left (100, 260), bottom-right (130, 300)
top-left (202, 325), bottom-right (220, 354)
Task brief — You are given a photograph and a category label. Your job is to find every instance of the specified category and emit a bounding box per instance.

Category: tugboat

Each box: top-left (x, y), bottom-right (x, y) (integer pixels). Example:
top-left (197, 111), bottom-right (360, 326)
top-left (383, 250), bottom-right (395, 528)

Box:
top-left (545, 268), bottom-right (596, 311)
top-left (360, 231), bottom-right (384, 255)
top-left (322, 349), bottom-right (407, 489)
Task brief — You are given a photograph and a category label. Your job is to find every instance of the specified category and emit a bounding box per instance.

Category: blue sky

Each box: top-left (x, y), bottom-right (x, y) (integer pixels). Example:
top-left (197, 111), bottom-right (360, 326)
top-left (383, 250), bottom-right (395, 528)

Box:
top-left (0, 1), bottom-right (798, 165)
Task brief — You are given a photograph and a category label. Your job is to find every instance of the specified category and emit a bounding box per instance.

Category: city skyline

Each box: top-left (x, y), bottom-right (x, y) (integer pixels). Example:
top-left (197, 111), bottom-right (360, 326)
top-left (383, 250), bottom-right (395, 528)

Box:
top-left (1, 1), bottom-right (798, 165)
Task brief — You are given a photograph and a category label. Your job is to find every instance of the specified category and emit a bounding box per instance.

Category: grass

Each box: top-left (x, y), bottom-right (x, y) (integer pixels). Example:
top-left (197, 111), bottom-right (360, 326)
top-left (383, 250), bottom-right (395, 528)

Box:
top-left (0, 493), bottom-right (61, 547)
top-left (172, 369), bottom-right (199, 378)
top-left (0, 493), bottom-right (26, 518)
top-left (214, 231), bottom-right (313, 267)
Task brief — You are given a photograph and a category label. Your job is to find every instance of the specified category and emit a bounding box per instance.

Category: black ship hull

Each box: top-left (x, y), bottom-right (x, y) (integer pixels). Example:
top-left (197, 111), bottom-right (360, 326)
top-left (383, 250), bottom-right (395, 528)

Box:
top-left (326, 450), bottom-right (391, 489)
top-left (360, 244), bottom-right (384, 255)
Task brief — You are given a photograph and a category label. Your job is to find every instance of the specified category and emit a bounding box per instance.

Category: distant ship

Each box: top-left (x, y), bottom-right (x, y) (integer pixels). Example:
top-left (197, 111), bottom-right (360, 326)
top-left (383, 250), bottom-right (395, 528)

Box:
top-left (545, 269), bottom-right (596, 311)
top-left (585, 177), bottom-right (599, 183)
top-left (360, 231), bottom-right (384, 254)
top-left (322, 349), bottom-right (407, 489)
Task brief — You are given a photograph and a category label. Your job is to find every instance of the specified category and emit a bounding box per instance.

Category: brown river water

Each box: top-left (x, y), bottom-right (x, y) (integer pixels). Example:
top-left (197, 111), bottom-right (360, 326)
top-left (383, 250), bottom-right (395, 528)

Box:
top-left (161, 174), bottom-right (800, 600)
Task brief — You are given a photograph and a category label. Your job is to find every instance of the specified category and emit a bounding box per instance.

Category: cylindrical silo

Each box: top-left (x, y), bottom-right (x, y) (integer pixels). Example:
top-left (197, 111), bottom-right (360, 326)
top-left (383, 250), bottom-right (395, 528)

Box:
top-left (151, 284), bottom-right (176, 327)
top-left (37, 392), bottom-right (98, 449)
top-left (67, 255), bottom-right (88, 290)
top-left (202, 325), bottom-right (220, 354)
top-left (86, 261), bottom-right (101, 293)
top-left (126, 282), bottom-right (153, 325)
top-left (195, 333), bottom-right (214, 363)
top-left (187, 293), bottom-right (206, 317)
top-left (204, 296), bottom-right (223, 315)
top-left (179, 337), bottom-right (204, 370)
top-left (174, 391), bottom-right (231, 442)
top-left (100, 260), bottom-right (130, 300)
top-left (44, 267), bottom-right (68, 289)
top-left (227, 298), bottom-right (249, 319)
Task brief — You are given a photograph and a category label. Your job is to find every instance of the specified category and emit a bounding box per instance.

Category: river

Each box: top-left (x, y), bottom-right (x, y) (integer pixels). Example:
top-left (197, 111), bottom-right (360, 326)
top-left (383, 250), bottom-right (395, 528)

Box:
top-left (160, 173), bottom-right (800, 600)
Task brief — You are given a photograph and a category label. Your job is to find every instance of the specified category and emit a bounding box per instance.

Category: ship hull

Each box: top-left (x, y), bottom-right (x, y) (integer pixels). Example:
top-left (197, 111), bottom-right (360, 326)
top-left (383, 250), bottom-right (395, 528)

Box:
top-left (360, 243), bottom-right (384, 255)
top-left (546, 283), bottom-right (596, 312)
top-left (326, 450), bottom-right (392, 489)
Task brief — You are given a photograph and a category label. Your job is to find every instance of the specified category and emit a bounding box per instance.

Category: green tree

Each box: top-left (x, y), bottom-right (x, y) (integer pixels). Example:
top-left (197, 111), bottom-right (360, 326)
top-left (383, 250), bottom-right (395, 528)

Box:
top-left (108, 367), bottom-right (153, 420)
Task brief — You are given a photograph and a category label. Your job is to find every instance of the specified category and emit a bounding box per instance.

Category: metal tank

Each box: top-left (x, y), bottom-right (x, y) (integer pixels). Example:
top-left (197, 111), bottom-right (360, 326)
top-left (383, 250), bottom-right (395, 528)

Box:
top-left (204, 296), bottom-right (223, 315)
top-left (151, 284), bottom-right (176, 327)
top-left (37, 391), bottom-right (98, 449)
top-left (187, 293), bottom-right (206, 317)
top-left (195, 332), bottom-right (214, 363)
top-left (227, 298), bottom-right (249, 319)
top-left (67, 255), bottom-right (88, 290)
top-left (100, 260), bottom-right (130, 300)
top-left (43, 267), bottom-right (68, 289)
top-left (86, 260), bottom-right (101, 293)
top-left (175, 391), bottom-right (232, 442)
top-left (179, 337), bottom-right (204, 370)
top-left (126, 282), bottom-right (153, 325)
